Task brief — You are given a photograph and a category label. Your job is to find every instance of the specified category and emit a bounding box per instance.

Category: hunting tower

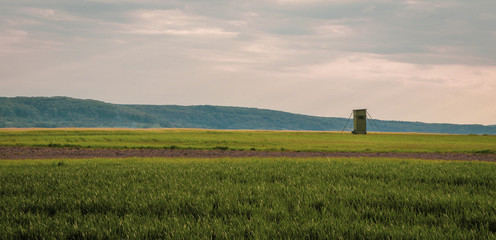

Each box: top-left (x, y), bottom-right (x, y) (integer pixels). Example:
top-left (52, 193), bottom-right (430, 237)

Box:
top-left (352, 109), bottom-right (367, 134)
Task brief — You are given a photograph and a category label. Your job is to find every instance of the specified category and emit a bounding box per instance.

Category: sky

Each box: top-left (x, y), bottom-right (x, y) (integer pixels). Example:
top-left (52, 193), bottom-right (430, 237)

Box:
top-left (1, 0), bottom-right (495, 125)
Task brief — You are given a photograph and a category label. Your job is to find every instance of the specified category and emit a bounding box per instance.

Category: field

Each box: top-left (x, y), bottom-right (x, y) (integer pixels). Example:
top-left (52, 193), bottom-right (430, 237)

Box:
top-left (1, 129), bottom-right (496, 239)
top-left (1, 128), bottom-right (495, 153)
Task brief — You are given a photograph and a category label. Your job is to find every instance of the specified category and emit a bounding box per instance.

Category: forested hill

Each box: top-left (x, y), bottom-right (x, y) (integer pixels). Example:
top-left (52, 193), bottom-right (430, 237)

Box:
top-left (1, 97), bottom-right (495, 134)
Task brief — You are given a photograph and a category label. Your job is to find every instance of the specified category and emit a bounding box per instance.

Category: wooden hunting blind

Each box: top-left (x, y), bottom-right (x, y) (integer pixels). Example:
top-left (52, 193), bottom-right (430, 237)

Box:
top-left (341, 108), bottom-right (381, 134)
top-left (352, 109), bottom-right (367, 134)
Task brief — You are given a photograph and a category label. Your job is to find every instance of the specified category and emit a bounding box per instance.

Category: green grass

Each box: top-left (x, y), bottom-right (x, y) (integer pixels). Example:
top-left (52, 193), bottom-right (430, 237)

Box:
top-left (1, 128), bottom-right (495, 153)
top-left (0, 157), bottom-right (495, 239)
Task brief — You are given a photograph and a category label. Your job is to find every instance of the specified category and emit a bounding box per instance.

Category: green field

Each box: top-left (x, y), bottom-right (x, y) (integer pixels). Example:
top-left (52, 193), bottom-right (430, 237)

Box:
top-left (1, 157), bottom-right (495, 239)
top-left (1, 128), bottom-right (495, 239)
top-left (1, 128), bottom-right (495, 153)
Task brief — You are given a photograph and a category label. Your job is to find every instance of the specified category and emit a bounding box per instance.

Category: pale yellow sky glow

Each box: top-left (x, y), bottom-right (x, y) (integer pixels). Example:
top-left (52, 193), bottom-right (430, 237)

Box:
top-left (0, 0), bottom-right (495, 125)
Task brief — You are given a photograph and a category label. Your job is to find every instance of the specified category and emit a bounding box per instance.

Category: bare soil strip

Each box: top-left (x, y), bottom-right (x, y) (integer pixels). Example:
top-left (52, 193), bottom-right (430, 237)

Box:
top-left (1, 146), bottom-right (495, 162)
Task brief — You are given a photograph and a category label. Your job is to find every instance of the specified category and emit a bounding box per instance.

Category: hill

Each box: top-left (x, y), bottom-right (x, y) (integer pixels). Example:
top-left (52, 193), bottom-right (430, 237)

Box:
top-left (0, 96), bottom-right (494, 134)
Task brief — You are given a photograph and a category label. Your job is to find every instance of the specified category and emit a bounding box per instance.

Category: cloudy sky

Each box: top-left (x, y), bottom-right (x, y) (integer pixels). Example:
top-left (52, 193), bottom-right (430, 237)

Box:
top-left (1, 0), bottom-right (495, 125)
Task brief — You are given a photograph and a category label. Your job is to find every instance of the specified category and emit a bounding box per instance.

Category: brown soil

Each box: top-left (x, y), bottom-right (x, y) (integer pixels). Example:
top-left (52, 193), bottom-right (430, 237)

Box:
top-left (1, 146), bottom-right (495, 162)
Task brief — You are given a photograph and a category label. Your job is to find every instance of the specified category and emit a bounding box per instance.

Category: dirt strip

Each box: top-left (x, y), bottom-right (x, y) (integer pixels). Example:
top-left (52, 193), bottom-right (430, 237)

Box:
top-left (1, 146), bottom-right (495, 162)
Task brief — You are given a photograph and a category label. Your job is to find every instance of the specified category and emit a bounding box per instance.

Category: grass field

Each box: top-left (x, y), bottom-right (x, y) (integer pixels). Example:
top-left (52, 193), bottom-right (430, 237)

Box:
top-left (1, 128), bottom-right (495, 239)
top-left (1, 128), bottom-right (495, 153)
top-left (1, 157), bottom-right (495, 239)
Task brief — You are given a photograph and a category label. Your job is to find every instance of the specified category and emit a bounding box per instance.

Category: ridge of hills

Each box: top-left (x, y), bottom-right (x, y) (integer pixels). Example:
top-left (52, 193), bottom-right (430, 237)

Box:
top-left (0, 96), bottom-right (494, 135)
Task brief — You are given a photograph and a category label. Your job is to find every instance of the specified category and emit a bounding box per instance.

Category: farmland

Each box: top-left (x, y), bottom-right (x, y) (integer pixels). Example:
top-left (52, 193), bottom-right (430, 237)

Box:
top-left (0, 128), bottom-right (495, 239)
top-left (0, 128), bottom-right (495, 153)
top-left (1, 157), bottom-right (496, 239)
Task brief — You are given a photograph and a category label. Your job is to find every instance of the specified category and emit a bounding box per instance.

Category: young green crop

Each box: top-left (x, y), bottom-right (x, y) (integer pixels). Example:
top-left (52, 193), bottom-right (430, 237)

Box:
top-left (1, 128), bottom-right (495, 153)
top-left (0, 157), bottom-right (495, 239)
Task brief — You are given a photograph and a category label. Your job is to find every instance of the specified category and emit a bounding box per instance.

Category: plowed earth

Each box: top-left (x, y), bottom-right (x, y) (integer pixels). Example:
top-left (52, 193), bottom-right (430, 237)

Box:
top-left (1, 146), bottom-right (495, 162)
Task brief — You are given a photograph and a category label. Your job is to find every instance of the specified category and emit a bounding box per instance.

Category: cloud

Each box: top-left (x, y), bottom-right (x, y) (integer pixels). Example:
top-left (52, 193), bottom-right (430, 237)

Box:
top-left (20, 8), bottom-right (80, 21)
top-left (313, 21), bottom-right (355, 38)
top-left (0, 29), bottom-right (28, 54)
top-left (0, 28), bottom-right (67, 55)
top-left (299, 53), bottom-right (496, 88)
top-left (1, 0), bottom-right (496, 124)
top-left (123, 9), bottom-right (239, 37)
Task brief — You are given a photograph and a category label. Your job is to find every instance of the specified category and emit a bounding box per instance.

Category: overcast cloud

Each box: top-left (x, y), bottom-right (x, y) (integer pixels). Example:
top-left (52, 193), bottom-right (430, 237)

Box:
top-left (1, 0), bottom-right (495, 125)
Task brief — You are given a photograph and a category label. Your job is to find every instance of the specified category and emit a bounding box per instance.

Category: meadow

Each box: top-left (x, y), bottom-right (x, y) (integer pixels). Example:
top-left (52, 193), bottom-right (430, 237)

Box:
top-left (1, 128), bottom-right (495, 239)
top-left (0, 128), bottom-right (495, 153)
top-left (1, 157), bottom-right (495, 239)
